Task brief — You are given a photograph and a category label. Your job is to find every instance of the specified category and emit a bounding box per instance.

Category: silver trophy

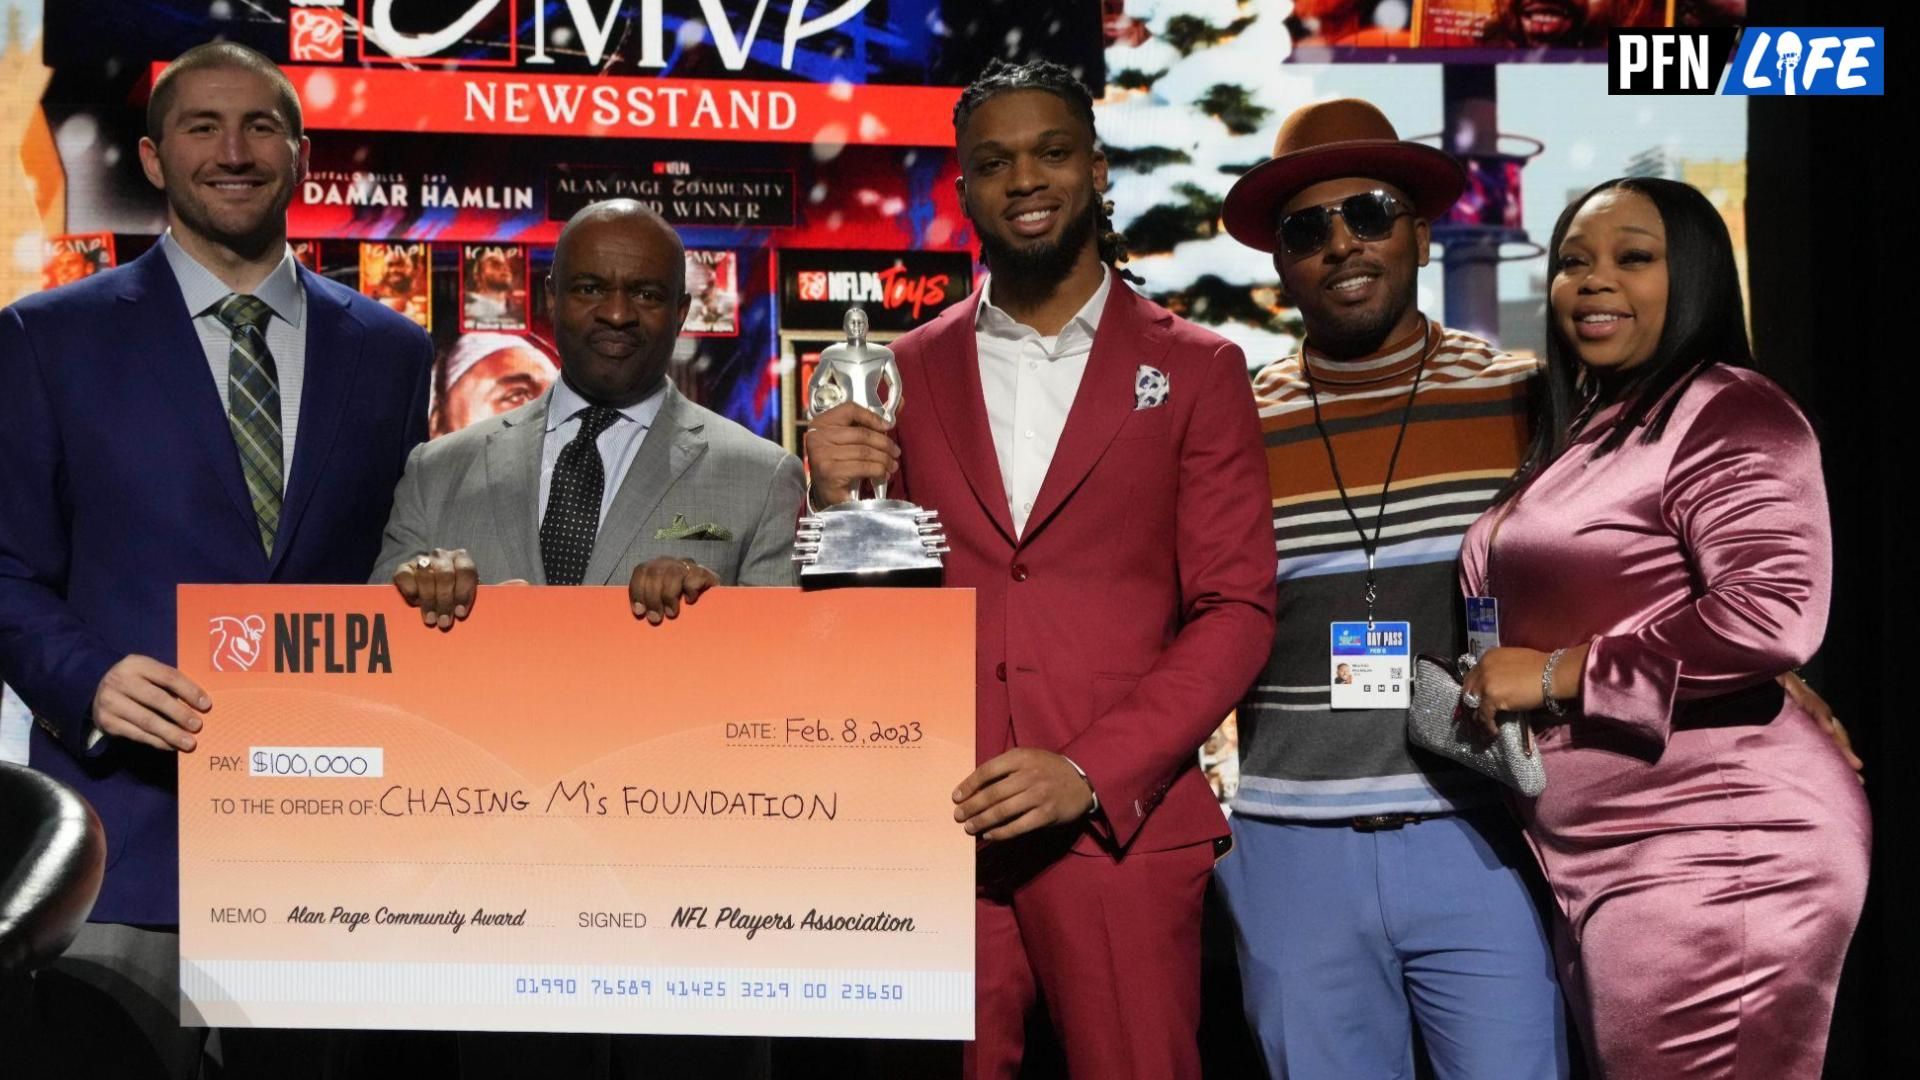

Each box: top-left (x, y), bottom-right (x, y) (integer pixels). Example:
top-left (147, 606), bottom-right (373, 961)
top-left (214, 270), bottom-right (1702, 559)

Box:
top-left (794, 307), bottom-right (948, 586)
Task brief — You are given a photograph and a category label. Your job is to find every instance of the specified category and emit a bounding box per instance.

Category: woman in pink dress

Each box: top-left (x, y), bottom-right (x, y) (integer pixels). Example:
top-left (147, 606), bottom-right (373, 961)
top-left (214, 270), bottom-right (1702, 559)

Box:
top-left (1456, 177), bottom-right (1869, 1078)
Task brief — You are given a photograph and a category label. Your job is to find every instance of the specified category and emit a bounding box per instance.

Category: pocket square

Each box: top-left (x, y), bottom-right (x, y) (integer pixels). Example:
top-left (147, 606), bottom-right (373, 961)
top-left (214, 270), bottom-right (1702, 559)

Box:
top-left (654, 514), bottom-right (733, 541)
top-left (1135, 365), bottom-right (1170, 411)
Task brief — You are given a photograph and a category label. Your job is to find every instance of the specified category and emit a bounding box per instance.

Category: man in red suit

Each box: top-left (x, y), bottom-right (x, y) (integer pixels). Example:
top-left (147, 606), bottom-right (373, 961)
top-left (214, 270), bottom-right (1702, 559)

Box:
top-left (806, 59), bottom-right (1276, 1079)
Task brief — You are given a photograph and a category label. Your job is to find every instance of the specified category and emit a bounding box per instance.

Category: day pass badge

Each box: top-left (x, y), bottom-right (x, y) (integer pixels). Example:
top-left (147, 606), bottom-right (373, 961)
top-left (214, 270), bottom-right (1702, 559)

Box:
top-left (1466, 596), bottom-right (1500, 659)
top-left (1329, 621), bottom-right (1412, 709)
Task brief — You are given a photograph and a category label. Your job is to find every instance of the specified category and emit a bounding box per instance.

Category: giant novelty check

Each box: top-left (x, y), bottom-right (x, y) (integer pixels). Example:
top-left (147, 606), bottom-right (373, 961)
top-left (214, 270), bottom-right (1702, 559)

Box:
top-left (176, 585), bottom-right (975, 1038)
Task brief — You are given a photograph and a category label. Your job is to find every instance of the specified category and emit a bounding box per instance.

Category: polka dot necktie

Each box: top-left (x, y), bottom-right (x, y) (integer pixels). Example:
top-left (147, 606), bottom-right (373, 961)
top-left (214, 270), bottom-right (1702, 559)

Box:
top-left (539, 405), bottom-right (622, 586)
top-left (214, 294), bottom-right (282, 556)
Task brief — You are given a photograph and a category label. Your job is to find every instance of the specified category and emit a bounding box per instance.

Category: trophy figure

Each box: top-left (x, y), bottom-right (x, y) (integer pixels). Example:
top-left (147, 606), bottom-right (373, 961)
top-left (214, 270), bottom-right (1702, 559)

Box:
top-left (794, 307), bottom-right (948, 587)
top-left (806, 307), bottom-right (903, 499)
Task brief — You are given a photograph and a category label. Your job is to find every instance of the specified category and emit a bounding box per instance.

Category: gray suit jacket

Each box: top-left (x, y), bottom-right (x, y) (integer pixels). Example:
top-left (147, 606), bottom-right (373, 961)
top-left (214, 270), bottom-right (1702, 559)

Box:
top-left (372, 383), bottom-right (803, 587)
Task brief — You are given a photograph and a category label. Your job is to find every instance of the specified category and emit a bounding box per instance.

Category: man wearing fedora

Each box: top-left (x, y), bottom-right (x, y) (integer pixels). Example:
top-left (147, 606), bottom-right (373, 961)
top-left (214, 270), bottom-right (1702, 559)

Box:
top-left (1210, 99), bottom-right (1571, 1078)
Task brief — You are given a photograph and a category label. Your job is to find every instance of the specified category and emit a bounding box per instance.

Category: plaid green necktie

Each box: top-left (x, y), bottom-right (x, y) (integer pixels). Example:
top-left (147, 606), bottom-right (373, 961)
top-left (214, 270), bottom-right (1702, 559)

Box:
top-left (214, 293), bottom-right (283, 556)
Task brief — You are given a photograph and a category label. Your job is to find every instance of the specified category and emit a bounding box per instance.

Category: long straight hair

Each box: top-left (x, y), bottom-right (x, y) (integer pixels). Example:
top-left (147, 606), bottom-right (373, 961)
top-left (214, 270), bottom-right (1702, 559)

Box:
top-left (1496, 176), bottom-right (1754, 503)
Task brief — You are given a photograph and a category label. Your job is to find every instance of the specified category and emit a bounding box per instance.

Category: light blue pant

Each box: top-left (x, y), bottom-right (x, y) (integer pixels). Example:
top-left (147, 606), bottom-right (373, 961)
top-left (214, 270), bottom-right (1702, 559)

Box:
top-left (1215, 808), bottom-right (1570, 1080)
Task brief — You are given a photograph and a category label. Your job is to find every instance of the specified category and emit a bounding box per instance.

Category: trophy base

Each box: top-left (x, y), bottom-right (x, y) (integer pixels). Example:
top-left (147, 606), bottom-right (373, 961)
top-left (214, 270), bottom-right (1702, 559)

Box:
top-left (795, 499), bottom-right (948, 590)
top-left (797, 566), bottom-right (944, 591)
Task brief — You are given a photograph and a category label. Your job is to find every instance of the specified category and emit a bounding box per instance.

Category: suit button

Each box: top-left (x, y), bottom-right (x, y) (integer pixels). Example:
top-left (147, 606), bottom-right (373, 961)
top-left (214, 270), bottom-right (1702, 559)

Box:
top-left (995, 663), bottom-right (1007, 681)
top-left (1010, 563), bottom-right (1028, 582)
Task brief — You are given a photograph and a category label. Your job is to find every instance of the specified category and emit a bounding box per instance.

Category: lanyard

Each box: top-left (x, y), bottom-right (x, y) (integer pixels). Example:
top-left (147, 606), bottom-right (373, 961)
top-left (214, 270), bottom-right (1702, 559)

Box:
top-left (1304, 330), bottom-right (1430, 629)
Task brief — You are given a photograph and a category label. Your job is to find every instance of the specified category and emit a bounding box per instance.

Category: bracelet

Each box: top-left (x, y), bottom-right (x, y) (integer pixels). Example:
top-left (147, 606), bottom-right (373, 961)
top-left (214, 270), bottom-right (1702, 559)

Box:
top-left (1540, 647), bottom-right (1569, 716)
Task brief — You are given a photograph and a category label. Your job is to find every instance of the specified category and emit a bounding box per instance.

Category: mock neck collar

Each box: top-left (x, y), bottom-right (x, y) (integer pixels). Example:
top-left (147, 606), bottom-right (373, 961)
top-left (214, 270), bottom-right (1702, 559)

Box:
top-left (1303, 316), bottom-right (1435, 386)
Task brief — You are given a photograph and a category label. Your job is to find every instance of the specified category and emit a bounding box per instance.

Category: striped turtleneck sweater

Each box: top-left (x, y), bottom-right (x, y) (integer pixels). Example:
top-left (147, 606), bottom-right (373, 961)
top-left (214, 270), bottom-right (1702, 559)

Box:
top-left (1234, 317), bottom-right (1539, 820)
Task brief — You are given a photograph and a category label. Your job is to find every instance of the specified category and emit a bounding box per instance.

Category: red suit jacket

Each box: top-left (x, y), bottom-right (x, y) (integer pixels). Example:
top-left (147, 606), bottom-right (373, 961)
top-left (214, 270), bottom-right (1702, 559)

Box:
top-left (889, 282), bottom-right (1275, 853)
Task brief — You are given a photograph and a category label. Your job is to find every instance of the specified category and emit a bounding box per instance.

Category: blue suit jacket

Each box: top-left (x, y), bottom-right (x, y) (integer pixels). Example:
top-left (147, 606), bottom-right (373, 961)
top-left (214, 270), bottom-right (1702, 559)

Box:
top-left (0, 244), bottom-right (431, 925)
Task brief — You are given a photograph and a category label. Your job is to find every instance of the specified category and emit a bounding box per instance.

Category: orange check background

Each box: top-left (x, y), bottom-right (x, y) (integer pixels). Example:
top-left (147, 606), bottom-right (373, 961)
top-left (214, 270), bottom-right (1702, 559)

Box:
top-left (176, 585), bottom-right (975, 1038)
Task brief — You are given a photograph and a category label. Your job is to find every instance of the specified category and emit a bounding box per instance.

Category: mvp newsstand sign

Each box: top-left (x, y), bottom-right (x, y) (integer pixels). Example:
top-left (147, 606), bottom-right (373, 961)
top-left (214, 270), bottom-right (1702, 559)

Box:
top-left (168, 1), bottom-right (961, 146)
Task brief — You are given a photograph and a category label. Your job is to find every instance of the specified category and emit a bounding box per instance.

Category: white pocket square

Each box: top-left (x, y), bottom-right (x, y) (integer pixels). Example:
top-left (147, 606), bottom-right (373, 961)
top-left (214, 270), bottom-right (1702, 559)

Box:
top-left (1134, 365), bottom-right (1170, 410)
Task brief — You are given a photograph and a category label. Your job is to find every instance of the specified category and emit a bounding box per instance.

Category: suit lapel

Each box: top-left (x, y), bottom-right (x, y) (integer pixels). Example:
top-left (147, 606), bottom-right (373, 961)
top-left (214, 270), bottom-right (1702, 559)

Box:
top-left (1020, 283), bottom-right (1170, 543)
top-left (584, 385), bottom-right (707, 585)
top-left (270, 270), bottom-right (363, 576)
top-left (484, 388), bottom-right (551, 583)
top-left (120, 248), bottom-right (261, 550)
top-left (921, 297), bottom-right (1017, 545)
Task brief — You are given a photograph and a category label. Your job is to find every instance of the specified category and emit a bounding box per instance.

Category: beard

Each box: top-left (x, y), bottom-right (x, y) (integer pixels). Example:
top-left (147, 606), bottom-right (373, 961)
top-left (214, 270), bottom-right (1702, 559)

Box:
top-left (975, 196), bottom-right (1099, 291)
top-left (167, 171), bottom-right (294, 261)
top-left (1298, 270), bottom-right (1419, 359)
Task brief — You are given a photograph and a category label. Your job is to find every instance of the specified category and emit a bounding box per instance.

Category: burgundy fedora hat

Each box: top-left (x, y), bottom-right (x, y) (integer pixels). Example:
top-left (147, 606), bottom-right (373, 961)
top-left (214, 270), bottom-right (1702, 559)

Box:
top-left (1222, 98), bottom-right (1466, 254)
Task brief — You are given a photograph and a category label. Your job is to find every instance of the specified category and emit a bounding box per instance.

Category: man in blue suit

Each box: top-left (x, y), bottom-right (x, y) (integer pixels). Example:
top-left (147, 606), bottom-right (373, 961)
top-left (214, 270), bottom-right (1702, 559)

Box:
top-left (0, 42), bottom-right (430, 1077)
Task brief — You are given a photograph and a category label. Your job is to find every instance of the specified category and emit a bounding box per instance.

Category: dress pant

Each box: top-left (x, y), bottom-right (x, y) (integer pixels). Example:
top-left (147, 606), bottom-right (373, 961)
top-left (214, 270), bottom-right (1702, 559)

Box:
top-left (966, 827), bottom-right (1215, 1080)
top-left (1215, 808), bottom-right (1569, 1080)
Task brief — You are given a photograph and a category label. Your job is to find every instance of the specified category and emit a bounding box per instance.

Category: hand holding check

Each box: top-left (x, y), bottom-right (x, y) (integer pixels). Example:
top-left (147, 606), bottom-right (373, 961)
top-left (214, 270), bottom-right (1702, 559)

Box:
top-left (391, 548), bottom-right (721, 629)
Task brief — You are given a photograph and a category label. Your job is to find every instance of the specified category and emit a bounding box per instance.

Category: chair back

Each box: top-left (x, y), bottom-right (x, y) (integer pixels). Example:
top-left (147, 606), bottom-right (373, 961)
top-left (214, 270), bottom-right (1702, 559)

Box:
top-left (0, 760), bottom-right (107, 975)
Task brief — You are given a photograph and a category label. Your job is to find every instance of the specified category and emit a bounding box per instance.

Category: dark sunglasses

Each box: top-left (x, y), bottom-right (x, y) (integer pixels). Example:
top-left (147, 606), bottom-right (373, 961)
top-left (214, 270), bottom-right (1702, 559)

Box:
top-left (1276, 190), bottom-right (1409, 257)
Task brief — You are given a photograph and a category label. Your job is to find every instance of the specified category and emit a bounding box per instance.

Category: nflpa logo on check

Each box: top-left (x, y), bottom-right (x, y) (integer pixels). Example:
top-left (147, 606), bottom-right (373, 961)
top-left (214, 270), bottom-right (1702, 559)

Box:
top-left (291, 7), bottom-right (346, 63)
top-left (1608, 29), bottom-right (1738, 95)
top-left (209, 615), bottom-right (268, 673)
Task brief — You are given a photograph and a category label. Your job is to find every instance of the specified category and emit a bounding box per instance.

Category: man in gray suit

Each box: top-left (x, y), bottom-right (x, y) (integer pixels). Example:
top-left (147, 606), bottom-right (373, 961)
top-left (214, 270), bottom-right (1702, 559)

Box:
top-left (371, 202), bottom-right (795, 1075)
top-left (374, 199), bottom-right (803, 624)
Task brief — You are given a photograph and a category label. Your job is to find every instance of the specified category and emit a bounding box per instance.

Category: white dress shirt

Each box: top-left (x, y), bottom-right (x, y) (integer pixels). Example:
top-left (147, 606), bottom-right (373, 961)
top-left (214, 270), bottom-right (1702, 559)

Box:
top-left (161, 230), bottom-right (307, 483)
top-left (538, 377), bottom-right (668, 526)
top-left (974, 267), bottom-right (1112, 537)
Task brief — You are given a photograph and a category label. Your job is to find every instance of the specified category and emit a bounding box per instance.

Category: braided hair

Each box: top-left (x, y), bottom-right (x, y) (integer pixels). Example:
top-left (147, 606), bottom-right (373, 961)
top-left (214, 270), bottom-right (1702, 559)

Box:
top-left (951, 58), bottom-right (1143, 286)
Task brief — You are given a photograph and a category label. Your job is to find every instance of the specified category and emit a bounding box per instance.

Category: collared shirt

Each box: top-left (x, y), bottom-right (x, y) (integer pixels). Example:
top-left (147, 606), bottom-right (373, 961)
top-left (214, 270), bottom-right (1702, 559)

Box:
top-left (538, 376), bottom-right (668, 526)
top-left (974, 267), bottom-right (1112, 536)
top-left (161, 230), bottom-right (308, 482)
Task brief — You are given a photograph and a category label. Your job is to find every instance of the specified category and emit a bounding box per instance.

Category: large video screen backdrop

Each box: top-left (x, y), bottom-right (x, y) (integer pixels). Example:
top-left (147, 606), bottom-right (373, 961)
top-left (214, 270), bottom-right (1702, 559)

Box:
top-left (2, 1), bottom-right (1748, 411)
top-left (1098, 0), bottom-right (1748, 372)
top-left (0, 0), bottom-right (1746, 774)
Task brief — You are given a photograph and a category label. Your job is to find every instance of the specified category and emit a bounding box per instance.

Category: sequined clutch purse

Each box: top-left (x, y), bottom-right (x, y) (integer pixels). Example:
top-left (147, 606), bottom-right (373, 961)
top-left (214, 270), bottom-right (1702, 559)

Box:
top-left (1407, 655), bottom-right (1547, 797)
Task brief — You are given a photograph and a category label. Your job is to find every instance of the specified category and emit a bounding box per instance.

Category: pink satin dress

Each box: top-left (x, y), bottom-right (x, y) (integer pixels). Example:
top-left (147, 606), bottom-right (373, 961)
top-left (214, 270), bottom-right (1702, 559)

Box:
top-left (1459, 364), bottom-right (1870, 1079)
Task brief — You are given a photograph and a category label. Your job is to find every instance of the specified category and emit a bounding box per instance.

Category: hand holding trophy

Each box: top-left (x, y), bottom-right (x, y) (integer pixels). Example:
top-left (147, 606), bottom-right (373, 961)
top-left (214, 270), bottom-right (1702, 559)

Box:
top-left (796, 307), bottom-right (947, 587)
top-left (806, 307), bottom-right (902, 499)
